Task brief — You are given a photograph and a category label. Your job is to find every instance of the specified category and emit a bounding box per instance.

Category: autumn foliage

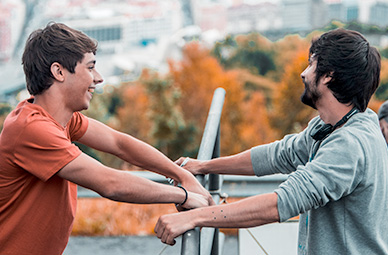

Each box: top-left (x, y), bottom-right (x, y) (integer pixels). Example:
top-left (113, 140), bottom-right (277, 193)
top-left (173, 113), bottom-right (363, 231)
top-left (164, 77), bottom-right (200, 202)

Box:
top-left (270, 50), bottom-right (317, 137)
top-left (70, 31), bottom-right (388, 236)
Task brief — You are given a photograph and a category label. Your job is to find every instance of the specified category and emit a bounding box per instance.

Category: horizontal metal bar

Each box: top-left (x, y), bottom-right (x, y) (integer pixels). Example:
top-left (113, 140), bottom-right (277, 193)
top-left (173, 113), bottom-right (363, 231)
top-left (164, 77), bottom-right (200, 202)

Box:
top-left (77, 171), bottom-right (288, 198)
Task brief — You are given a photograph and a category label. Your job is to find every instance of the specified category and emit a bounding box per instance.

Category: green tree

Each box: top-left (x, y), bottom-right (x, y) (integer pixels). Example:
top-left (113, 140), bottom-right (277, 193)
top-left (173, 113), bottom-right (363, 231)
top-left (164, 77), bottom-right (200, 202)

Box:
top-left (142, 70), bottom-right (197, 160)
top-left (0, 103), bottom-right (12, 132)
top-left (212, 33), bottom-right (276, 76)
top-left (375, 58), bottom-right (388, 100)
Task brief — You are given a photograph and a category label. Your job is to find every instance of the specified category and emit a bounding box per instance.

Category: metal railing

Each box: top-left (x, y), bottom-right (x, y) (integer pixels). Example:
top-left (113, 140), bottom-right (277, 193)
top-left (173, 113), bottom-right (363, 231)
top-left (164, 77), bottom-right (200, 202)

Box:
top-left (75, 87), bottom-right (290, 253)
top-left (181, 87), bottom-right (226, 255)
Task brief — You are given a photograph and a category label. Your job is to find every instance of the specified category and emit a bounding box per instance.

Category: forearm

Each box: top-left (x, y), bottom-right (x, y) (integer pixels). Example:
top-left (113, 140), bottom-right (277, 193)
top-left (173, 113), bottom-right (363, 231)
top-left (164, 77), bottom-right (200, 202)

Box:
top-left (116, 133), bottom-right (191, 183)
top-left (79, 120), bottom-right (192, 183)
top-left (199, 150), bottom-right (255, 176)
top-left (103, 169), bottom-right (187, 204)
top-left (59, 153), bottom-right (208, 208)
top-left (192, 193), bottom-right (279, 228)
top-left (155, 193), bottom-right (279, 245)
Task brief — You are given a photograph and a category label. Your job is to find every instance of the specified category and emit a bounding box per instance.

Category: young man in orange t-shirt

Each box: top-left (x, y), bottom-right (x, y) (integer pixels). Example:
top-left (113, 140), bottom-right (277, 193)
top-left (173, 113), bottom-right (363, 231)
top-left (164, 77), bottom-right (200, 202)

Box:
top-left (0, 22), bottom-right (213, 255)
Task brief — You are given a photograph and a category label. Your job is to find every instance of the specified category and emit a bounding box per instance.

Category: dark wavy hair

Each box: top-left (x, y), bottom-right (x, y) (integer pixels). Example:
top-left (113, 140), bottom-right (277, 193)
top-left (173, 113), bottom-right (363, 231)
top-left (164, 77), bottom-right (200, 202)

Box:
top-left (310, 28), bottom-right (381, 111)
top-left (22, 22), bottom-right (98, 95)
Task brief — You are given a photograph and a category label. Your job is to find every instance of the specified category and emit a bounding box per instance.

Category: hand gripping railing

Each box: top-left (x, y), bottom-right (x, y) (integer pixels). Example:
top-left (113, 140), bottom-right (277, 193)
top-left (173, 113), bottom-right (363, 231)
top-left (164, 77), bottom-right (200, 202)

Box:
top-left (181, 87), bottom-right (226, 255)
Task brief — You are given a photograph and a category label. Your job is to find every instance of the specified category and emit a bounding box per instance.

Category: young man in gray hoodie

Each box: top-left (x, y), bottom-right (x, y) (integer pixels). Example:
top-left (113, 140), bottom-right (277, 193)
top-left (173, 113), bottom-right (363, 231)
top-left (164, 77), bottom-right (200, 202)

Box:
top-left (155, 28), bottom-right (388, 254)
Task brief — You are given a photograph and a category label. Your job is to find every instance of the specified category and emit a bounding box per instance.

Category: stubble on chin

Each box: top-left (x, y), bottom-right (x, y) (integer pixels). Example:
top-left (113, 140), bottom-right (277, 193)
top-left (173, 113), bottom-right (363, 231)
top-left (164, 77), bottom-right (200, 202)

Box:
top-left (300, 81), bottom-right (320, 110)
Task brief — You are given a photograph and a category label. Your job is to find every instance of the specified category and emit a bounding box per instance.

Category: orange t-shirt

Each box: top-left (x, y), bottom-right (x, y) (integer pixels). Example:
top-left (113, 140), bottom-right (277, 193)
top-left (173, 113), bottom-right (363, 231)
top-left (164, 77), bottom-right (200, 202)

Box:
top-left (0, 98), bottom-right (88, 255)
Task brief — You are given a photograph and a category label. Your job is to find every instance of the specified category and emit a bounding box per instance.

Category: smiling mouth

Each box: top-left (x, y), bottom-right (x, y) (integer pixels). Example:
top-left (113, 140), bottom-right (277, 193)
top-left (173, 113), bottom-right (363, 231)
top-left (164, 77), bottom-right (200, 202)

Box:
top-left (88, 87), bottom-right (95, 93)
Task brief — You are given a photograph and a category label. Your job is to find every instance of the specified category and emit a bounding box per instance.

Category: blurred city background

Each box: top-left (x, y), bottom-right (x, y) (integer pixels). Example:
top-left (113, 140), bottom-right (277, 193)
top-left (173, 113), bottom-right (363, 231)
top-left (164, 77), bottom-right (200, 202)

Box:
top-left (2, 0), bottom-right (388, 254)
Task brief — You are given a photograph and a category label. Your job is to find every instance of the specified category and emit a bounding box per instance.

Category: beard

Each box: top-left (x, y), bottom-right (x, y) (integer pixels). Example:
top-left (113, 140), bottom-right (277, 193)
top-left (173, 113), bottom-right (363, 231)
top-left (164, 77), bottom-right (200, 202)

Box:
top-left (300, 80), bottom-right (321, 110)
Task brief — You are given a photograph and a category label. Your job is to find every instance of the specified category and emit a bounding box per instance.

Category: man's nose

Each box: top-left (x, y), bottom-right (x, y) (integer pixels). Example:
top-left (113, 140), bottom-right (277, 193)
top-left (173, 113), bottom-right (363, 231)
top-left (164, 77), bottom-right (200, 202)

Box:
top-left (94, 70), bottom-right (104, 84)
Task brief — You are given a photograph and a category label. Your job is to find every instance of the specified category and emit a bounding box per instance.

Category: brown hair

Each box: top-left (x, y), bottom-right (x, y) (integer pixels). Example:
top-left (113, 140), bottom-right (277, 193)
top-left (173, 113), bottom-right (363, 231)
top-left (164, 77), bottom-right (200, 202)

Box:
top-left (309, 28), bottom-right (381, 111)
top-left (22, 22), bottom-right (98, 95)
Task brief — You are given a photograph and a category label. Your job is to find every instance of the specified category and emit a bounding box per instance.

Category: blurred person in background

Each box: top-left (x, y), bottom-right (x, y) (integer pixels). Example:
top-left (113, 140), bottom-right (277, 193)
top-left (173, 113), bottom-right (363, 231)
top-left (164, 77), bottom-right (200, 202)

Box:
top-left (378, 100), bottom-right (388, 144)
top-left (155, 28), bottom-right (388, 254)
top-left (0, 22), bottom-right (214, 255)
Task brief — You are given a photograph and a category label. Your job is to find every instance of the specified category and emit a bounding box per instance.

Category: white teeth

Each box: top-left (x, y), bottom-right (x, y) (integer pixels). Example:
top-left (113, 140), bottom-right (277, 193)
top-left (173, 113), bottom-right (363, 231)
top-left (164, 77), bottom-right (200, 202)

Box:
top-left (88, 88), bottom-right (95, 93)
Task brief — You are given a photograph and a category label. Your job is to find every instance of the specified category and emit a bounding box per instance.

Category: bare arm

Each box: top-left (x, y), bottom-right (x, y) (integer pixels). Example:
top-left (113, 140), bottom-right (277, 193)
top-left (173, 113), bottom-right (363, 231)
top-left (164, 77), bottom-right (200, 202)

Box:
top-left (155, 193), bottom-right (279, 245)
top-left (175, 149), bottom-right (255, 176)
top-left (78, 118), bottom-right (213, 204)
top-left (57, 153), bottom-right (207, 208)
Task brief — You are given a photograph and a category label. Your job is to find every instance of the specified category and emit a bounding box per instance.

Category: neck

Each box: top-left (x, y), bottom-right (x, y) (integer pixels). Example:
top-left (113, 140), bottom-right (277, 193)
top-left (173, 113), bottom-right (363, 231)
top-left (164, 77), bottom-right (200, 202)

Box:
top-left (316, 93), bottom-right (353, 126)
top-left (33, 88), bottom-right (73, 128)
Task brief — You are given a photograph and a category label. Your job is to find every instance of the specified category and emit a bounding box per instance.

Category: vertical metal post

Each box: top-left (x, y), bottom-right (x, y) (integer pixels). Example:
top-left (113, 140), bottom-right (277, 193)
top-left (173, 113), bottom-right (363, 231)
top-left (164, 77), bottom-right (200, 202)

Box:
top-left (209, 126), bottom-right (220, 255)
top-left (181, 228), bottom-right (201, 255)
top-left (209, 125), bottom-right (220, 190)
top-left (181, 88), bottom-right (225, 255)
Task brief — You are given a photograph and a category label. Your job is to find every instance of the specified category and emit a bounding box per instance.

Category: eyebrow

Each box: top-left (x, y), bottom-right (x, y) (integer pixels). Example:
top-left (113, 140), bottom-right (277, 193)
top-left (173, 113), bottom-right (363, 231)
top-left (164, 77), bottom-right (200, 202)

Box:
top-left (86, 60), bottom-right (96, 65)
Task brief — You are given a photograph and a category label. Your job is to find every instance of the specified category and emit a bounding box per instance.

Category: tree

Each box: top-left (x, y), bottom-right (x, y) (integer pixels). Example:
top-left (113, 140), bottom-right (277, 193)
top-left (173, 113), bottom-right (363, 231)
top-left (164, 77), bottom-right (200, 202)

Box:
top-left (240, 91), bottom-right (277, 148)
top-left (170, 42), bottom-right (276, 156)
top-left (374, 58), bottom-right (388, 100)
top-left (270, 50), bottom-right (316, 137)
top-left (0, 103), bottom-right (12, 132)
top-left (141, 69), bottom-right (197, 160)
top-left (211, 33), bottom-right (276, 76)
top-left (272, 34), bottom-right (311, 82)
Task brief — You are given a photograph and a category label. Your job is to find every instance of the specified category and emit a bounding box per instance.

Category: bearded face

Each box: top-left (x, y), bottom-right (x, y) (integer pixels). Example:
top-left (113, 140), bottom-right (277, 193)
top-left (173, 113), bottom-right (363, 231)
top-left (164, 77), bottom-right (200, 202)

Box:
top-left (301, 77), bottom-right (321, 110)
top-left (300, 57), bottom-right (322, 109)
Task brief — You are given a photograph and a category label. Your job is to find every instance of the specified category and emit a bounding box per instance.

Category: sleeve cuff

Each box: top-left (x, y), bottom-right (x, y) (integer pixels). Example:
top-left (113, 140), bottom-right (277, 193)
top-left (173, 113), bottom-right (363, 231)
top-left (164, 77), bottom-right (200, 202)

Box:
top-left (251, 144), bottom-right (276, 176)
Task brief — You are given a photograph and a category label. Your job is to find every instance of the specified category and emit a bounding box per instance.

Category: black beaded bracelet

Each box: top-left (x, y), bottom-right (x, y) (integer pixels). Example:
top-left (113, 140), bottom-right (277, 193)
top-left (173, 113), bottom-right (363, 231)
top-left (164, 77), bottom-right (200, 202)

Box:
top-left (177, 185), bottom-right (188, 206)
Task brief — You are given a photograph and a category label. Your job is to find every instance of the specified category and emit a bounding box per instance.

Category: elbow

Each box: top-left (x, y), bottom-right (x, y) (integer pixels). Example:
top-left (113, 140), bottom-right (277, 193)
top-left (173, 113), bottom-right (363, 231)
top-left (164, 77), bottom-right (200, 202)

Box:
top-left (99, 187), bottom-right (123, 202)
top-left (95, 177), bottom-right (123, 201)
top-left (99, 188), bottom-right (116, 201)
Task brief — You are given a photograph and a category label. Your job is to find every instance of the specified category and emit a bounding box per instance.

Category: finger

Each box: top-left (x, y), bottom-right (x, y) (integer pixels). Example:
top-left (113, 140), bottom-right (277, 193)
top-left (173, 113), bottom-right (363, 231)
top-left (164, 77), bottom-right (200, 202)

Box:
top-left (161, 226), bottom-right (171, 244)
top-left (209, 196), bottom-right (216, 206)
top-left (161, 225), bottom-right (178, 246)
top-left (154, 220), bottom-right (164, 239)
top-left (166, 235), bottom-right (177, 246)
top-left (175, 204), bottom-right (184, 212)
top-left (174, 157), bottom-right (185, 165)
top-left (176, 204), bottom-right (189, 211)
top-left (179, 157), bottom-right (190, 167)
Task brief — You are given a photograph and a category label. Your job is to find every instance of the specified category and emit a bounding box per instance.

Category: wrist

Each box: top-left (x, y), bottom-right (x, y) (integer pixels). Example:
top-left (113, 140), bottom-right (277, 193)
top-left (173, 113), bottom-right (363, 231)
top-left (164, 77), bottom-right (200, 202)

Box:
top-left (198, 160), bottom-right (209, 175)
top-left (176, 185), bottom-right (188, 206)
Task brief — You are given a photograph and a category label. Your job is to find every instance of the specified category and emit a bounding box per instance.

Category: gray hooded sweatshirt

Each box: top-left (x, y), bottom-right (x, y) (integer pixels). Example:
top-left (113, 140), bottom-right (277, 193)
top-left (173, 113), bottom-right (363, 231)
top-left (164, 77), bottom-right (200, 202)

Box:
top-left (251, 109), bottom-right (388, 254)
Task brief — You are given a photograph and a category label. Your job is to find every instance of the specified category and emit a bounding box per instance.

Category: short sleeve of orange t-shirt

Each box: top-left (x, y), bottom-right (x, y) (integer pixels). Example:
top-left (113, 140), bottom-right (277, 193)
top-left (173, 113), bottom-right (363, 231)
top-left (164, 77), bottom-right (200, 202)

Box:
top-left (12, 108), bottom-right (88, 181)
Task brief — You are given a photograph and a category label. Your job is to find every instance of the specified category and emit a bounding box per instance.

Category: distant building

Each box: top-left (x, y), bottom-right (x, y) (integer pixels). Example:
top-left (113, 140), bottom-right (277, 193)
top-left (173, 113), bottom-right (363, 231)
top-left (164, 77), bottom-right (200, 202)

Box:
top-left (369, 1), bottom-right (388, 27)
top-left (0, 0), bottom-right (25, 63)
top-left (227, 2), bottom-right (282, 35)
top-left (50, 0), bottom-right (183, 54)
top-left (327, 1), bottom-right (346, 22)
top-left (194, 3), bottom-right (227, 34)
top-left (282, 0), bottom-right (328, 33)
top-left (0, 9), bottom-right (12, 62)
top-left (326, 0), bottom-right (388, 28)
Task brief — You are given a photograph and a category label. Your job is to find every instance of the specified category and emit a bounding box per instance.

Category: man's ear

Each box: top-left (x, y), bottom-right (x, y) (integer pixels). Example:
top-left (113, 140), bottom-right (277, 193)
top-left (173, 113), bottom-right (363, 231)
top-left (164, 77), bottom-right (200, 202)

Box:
top-left (50, 62), bottom-right (65, 82)
top-left (323, 71), bottom-right (334, 85)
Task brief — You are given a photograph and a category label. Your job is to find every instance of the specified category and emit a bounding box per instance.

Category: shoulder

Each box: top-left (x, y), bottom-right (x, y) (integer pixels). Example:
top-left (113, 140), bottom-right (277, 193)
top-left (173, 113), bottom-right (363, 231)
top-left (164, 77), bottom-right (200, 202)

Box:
top-left (321, 109), bottom-right (384, 158)
top-left (2, 99), bottom-right (59, 138)
top-left (67, 112), bottom-right (89, 141)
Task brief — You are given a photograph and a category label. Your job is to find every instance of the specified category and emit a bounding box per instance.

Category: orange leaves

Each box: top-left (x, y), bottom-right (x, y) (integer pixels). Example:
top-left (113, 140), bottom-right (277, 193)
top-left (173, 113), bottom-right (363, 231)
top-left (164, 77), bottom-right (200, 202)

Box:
top-left (170, 43), bottom-right (226, 125)
top-left (116, 82), bottom-right (151, 143)
top-left (240, 92), bottom-right (276, 148)
top-left (169, 42), bottom-right (275, 155)
top-left (86, 33), bottom-right (322, 163)
top-left (270, 50), bottom-right (317, 137)
top-left (72, 198), bottom-right (177, 236)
